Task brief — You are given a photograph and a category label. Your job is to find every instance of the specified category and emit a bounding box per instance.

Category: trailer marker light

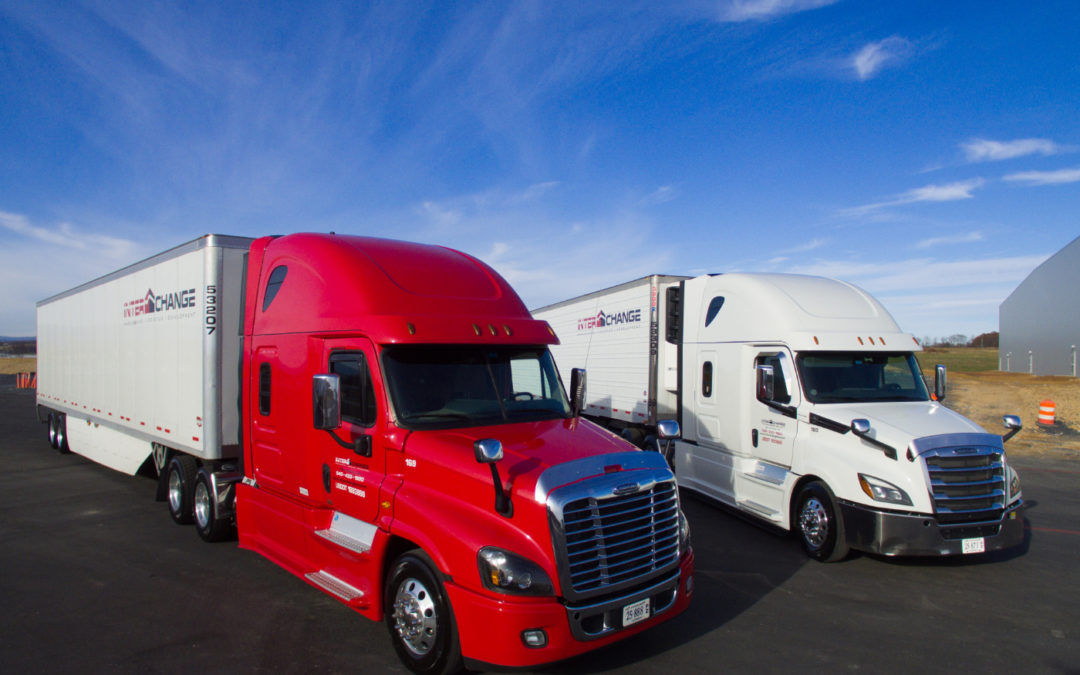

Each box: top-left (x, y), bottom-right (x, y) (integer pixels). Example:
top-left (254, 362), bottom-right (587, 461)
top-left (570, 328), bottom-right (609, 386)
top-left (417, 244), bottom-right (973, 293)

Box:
top-left (880, 336), bottom-right (886, 345)
top-left (407, 322), bottom-right (416, 335)
top-left (503, 324), bottom-right (512, 336)
top-left (488, 323), bottom-right (497, 336)
top-left (473, 323), bottom-right (481, 336)
top-left (857, 337), bottom-right (864, 345)
top-left (813, 336), bottom-right (819, 345)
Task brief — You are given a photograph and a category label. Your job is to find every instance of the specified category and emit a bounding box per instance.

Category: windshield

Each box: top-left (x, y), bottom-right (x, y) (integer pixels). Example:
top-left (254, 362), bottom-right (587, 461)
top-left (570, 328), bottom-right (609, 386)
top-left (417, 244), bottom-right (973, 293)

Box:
top-left (382, 345), bottom-right (572, 430)
top-left (796, 352), bottom-right (930, 403)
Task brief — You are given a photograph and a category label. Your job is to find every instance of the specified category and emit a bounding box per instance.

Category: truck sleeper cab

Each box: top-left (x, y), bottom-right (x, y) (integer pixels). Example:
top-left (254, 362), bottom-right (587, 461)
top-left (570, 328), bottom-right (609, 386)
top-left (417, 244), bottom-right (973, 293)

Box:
top-left (37, 233), bottom-right (693, 674)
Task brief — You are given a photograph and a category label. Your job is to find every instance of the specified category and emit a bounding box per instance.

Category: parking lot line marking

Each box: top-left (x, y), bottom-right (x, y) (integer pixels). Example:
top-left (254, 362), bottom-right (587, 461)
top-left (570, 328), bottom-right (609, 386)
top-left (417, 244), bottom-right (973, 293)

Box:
top-left (1028, 525), bottom-right (1080, 536)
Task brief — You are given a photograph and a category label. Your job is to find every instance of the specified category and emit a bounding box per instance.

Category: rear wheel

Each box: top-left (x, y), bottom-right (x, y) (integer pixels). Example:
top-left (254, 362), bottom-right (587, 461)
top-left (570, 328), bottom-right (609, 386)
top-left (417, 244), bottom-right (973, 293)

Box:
top-left (385, 550), bottom-right (463, 675)
top-left (795, 481), bottom-right (849, 562)
top-left (55, 414), bottom-right (70, 454)
top-left (193, 469), bottom-right (233, 542)
top-left (47, 413), bottom-right (59, 449)
top-left (166, 455), bottom-right (198, 525)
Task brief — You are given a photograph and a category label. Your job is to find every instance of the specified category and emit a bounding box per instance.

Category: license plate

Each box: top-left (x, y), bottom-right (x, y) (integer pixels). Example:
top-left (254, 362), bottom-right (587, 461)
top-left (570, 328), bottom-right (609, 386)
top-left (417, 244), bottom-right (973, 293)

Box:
top-left (622, 598), bottom-right (650, 627)
top-left (962, 537), bottom-right (985, 554)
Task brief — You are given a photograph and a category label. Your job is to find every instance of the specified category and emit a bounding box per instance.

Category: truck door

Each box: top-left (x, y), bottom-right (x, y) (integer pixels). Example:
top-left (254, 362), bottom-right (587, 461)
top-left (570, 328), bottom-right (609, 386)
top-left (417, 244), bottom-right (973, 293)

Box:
top-left (751, 349), bottom-right (799, 468)
top-left (316, 340), bottom-right (386, 524)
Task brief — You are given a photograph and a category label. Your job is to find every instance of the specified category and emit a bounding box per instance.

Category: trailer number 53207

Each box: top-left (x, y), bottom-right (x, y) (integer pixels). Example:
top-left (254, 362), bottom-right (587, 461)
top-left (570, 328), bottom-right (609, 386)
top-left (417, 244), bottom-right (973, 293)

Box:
top-left (205, 285), bottom-right (218, 335)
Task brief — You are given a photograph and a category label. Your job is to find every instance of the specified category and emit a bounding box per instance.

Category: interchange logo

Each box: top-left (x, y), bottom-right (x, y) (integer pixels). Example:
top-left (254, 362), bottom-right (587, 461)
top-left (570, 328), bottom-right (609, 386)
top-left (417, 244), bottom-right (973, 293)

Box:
top-left (123, 288), bottom-right (197, 318)
top-left (576, 307), bottom-right (642, 331)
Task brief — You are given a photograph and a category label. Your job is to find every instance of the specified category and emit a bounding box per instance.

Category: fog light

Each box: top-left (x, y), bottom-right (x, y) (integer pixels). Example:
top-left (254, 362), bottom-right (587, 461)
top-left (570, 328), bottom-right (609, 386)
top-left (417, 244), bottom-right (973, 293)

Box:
top-left (522, 629), bottom-right (548, 648)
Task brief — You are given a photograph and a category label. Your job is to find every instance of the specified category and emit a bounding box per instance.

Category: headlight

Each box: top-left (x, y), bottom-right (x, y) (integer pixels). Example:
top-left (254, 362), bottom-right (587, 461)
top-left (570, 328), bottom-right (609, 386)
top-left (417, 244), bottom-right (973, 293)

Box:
top-left (858, 473), bottom-right (912, 506)
top-left (679, 509), bottom-right (691, 551)
top-left (1008, 465), bottom-right (1022, 500)
top-left (477, 547), bottom-right (554, 596)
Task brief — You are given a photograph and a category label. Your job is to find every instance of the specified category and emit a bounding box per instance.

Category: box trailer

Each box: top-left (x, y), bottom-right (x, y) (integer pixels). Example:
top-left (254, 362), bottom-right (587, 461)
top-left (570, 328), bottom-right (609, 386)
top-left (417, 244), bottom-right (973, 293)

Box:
top-left (37, 235), bottom-right (694, 673)
top-left (535, 273), bottom-right (1024, 561)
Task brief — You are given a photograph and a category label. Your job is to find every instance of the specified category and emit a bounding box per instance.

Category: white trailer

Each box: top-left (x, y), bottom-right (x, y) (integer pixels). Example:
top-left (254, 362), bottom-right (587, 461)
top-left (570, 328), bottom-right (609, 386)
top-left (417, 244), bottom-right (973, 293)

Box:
top-left (36, 235), bottom-right (251, 475)
top-left (535, 273), bottom-right (1025, 561)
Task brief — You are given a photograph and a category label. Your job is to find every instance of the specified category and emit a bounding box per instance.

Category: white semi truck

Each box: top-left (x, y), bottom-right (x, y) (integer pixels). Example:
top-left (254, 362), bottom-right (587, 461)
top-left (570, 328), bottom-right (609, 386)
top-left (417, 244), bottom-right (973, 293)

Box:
top-left (534, 273), bottom-right (1024, 561)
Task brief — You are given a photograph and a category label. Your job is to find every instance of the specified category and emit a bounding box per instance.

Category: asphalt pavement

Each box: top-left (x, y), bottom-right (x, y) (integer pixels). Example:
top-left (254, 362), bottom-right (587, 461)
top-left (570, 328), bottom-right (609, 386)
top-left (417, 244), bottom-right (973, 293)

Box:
top-left (1, 387), bottom-right (1077, 673)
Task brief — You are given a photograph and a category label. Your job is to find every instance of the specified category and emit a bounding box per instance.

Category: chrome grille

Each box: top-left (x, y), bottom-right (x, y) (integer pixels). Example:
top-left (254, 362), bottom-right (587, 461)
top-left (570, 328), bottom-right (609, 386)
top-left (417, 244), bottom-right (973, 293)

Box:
top-left (550, 475), bottom-right (680, 601)
top-left (923, 445), bottom-right (1005, 537)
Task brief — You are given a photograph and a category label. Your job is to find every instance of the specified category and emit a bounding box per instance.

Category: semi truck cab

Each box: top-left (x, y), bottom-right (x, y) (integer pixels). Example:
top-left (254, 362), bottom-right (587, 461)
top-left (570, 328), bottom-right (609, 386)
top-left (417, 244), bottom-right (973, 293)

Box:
top-left (672, 273), bottom-right (1024, 560)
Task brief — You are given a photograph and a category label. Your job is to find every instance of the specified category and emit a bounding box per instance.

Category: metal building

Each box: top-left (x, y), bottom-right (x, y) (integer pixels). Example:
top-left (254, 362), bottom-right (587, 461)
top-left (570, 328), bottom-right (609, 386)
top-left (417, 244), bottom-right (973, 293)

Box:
top-left (999, 235), bottom-right (1080, 376)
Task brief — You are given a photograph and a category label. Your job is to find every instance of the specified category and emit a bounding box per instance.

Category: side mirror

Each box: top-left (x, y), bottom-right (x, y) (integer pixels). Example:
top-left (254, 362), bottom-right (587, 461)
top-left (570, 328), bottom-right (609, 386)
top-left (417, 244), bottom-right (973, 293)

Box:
top-left (657, 419), bottom-right (680, 440)
top-left (1002, 415), bottom-right (1022, 443)
top-left (656, 419), bottom-right (680, 468)
top-left (934, 364), bottom-right (947, 402)
top-left (756, 365), bottom-right (775, 402)
top-left (313, 374), bottom-right (341, 430)
top-left (474, 439), bottom-right (511, 516)
top-left (851, 418), bottom-right (871, 435)
top-left (569, 368), bottom-right (587, 417)
top-left (474, 438), bottom-right (504, 464)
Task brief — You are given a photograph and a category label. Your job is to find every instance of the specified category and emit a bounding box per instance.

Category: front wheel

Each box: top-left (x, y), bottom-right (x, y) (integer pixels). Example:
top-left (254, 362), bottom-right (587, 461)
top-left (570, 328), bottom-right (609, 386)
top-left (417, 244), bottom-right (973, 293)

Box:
top-left (795, 481), bottom-right (849, 562)
top-left (384, 550), bottom-right (463, 675)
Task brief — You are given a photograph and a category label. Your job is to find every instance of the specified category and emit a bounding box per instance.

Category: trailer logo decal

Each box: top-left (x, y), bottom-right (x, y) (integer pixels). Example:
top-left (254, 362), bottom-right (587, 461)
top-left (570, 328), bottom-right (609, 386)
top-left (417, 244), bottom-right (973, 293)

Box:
top-left (123, 287), bottom-right (197, 321)
top-left (577, 308), bottom-right (642, 331)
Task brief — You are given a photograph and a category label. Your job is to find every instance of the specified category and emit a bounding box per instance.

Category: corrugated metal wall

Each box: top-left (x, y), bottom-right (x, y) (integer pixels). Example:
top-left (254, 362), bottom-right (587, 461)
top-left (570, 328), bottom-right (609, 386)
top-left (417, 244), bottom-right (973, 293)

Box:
top-left (999, 235), bottom-right (1080, 376)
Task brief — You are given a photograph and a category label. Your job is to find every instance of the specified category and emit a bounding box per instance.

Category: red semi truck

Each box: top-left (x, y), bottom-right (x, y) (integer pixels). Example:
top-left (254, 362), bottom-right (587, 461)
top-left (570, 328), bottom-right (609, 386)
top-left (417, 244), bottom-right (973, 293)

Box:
top-left (35, 233), bottom-right (694, 673)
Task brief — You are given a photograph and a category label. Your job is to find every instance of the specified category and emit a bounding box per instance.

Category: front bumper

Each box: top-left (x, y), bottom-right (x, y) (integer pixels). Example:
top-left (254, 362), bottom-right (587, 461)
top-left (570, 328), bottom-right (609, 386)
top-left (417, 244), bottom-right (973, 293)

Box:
top-left (449, 549), bottom-right (694, 669)
top-left (839, 500), bottom-right (1025, 557)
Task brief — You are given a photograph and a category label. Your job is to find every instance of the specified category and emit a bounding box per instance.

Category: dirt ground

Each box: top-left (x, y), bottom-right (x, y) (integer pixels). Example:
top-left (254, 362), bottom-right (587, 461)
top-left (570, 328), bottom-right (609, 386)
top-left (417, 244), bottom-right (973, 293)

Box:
top-left (946, 371), bottom-right (1080, 459)
top-left (0, 357), bottom-right (36, 375)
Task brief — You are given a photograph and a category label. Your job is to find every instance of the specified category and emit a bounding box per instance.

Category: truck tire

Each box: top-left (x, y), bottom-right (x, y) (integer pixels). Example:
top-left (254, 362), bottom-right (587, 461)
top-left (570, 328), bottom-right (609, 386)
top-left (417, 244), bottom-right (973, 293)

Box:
top-left (795, 481), bottom-right (849, 562)
top-left (55, 414), bottom-right (70, 454)
top-left (47, 413), bottom-right (59, 449)
top-left (193, 469), bottom-right (233, 542)
top-left (166, 455), bottom-right (198, 525)
top-left (385, 550), bottom-right (464, 675)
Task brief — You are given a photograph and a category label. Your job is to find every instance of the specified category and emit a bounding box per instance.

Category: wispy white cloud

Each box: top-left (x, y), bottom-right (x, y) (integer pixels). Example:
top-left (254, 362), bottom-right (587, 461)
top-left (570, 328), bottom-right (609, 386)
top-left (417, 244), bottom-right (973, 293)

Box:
top-left (962, 138), bottom-right (1061, 163)
top-left (840, 179), bottom-right (985, 217)
top-left (851, 36), bottom-right (914, 80)
top-left (639, 186), bottom-right (677, 207)
top-left (785, 253), bottom-right (1049, 337)
top-left (0, 211), bottom-right (138, 258)
top-left (1003, 167), bottom-right (1080, 186)
top-left (915, 231), bottom-right (984, 248)
top-left (718, 0), bottom-right (838, 22)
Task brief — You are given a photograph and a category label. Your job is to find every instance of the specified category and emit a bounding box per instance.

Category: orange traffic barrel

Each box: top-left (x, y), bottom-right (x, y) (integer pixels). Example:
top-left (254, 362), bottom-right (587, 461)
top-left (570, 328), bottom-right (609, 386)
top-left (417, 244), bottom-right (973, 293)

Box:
top-left (1038, 400), bottom-right (1056, 425)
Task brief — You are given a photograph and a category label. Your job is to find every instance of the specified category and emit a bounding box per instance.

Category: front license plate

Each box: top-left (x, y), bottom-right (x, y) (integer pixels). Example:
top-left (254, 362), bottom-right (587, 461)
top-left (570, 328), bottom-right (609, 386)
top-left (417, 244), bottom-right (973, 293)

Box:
top-left (962, 537), bottom-right (986, 554)
top-left (622, 598), bottom-right (651, 627)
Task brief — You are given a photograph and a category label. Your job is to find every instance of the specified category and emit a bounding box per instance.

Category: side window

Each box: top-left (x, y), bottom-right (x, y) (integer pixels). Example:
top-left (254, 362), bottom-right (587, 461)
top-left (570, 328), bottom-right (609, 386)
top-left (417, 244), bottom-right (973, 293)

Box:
top-left (330, 352), bottom-right (377, 427)
top-left (702, 361), bottom-right (713, 397)
top-left (262, 265), bottom-right (288, 311)
top-left (755, 353), bottom-right (791, 404)
top-left (704, 296), bottom-right (725, 327)
top-left (258, 363), bottom-right (272, 415)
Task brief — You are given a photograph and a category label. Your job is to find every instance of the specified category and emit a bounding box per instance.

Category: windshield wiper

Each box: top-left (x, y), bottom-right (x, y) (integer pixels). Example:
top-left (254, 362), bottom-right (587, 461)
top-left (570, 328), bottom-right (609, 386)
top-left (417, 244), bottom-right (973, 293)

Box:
top-left (401, 411), bottom-right (474, 423)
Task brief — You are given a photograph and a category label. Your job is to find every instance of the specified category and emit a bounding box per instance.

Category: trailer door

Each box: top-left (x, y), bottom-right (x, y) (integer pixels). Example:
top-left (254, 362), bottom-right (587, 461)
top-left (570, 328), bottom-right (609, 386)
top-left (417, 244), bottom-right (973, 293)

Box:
top-left (317, 339), bottom-right (387, 523)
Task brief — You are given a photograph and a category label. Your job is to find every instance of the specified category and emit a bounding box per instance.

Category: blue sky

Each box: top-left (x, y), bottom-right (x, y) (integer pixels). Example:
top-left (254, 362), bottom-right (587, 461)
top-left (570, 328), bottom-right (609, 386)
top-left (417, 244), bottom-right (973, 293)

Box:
top-left (2, 0), bottom-right (1077, 341)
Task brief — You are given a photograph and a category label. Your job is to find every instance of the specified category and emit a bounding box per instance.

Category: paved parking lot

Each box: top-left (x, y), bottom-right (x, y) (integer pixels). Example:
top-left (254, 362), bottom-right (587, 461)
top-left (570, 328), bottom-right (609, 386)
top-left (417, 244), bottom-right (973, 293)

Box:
top-left (1, 387), bottom-right (1077, 673)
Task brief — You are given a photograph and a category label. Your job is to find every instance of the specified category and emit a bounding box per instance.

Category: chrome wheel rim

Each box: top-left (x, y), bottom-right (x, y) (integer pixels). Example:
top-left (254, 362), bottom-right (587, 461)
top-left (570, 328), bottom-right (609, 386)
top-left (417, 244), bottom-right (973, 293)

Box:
top-left (799, 496), bottom-right (829, 550)
top-left (194, 480), bottom-right (211, 529)
top-left (392, 576), bottom-right (438, 657)
top-left (168, 470), bottom-right (183, 514)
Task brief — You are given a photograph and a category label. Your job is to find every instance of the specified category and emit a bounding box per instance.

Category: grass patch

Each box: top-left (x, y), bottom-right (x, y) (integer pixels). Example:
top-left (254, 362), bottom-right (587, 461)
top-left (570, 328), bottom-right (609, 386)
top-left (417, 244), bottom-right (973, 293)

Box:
top-left (917, 347), bottom-right (998, 375)
top-left (0, 357), bottom-right (37, 375)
